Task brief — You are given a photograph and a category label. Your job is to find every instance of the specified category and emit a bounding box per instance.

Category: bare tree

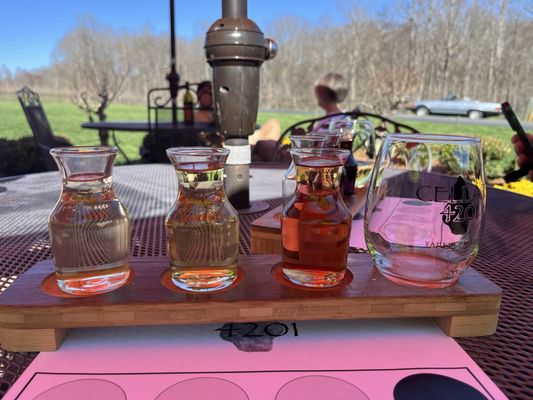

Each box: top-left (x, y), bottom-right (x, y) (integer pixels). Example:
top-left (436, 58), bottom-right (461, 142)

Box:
top-left (3, 2), bottom-right (533, 116)
top-left (53, 18), bottom-right (130, 145)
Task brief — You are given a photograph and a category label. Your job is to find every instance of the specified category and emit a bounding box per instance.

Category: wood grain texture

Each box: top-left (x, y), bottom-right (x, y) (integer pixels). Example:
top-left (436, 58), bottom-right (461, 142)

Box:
top-left (0, 254), bottom-right (502, 351)
top-left (434, 313), bottom-right (500, 337)
top-left (0, 327), bottom-right (67, 352)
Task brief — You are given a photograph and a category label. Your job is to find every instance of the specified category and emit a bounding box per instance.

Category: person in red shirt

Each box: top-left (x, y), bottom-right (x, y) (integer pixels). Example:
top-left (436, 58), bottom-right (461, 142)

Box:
top-left (195, 81), bottom-right (215, 124)
top-left (312, 73), bottom-right (349, 132)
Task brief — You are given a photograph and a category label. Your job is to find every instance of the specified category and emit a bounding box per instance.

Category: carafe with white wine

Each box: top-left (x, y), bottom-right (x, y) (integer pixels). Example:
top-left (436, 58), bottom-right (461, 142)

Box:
top-left (48, 146), bottom-right (131, 295)
top-left (165, 147), bottom-right (239, 292)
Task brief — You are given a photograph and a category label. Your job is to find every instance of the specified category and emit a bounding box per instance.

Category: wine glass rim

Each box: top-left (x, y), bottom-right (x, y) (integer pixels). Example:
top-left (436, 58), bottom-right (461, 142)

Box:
top-left (50, 146), bottom-right (118, 156)
top-left (166, 147), bottom-right (230, 157)
top-left (294, 133), bottom-right (329, 138)
top-left (386, 133), bottom-right (481, 143)
top-left (290, 147), bottom-right (351, 155)
top-left (306, 131), bottom-right (343, 137)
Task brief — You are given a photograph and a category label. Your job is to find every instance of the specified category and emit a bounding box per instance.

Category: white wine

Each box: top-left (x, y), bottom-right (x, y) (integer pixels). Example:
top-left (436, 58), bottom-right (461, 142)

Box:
top-left (183, 82), bottom-right (194, 125)
top-left (49, 172), bottom-right (131, 295)
top-left (165, 156), bottom-right (239, 292)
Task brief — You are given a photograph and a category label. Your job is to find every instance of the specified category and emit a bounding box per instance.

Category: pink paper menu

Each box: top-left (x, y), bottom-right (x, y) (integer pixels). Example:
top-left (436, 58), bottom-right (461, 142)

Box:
top-left (4, 319), bottom-right (507, 399)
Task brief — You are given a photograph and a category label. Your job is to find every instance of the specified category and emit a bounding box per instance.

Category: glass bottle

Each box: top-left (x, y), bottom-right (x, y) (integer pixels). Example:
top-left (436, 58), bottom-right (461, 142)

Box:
top-left (183, 81), bottom-right (194, 125)
top-left (335, 126), bottom-right (358, 196)
top-left (48, 146), bottom-right (131, 295)
top-left (281, 148), bottom-right (352, 288)
top-left (281, 134), bottom-right (328, 205)
top-left (166, 147), bottom-right (239, 292)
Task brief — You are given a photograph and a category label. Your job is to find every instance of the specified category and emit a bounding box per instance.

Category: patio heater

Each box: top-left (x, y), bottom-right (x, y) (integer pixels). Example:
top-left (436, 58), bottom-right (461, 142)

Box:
top-left (205, 0), bottom-right (277, 213)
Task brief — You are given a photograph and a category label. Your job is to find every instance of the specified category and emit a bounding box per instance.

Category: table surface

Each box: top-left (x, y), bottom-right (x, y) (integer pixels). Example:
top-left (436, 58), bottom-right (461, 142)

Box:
top-left (0, 164), bottom-right (531, 399)
top-left (81, 120), bottom-right (218, 133)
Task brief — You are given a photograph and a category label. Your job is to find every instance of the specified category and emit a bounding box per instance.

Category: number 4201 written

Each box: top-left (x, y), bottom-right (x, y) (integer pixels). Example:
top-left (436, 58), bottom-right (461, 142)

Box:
top-left (215, 322), bottom-right (299, 338)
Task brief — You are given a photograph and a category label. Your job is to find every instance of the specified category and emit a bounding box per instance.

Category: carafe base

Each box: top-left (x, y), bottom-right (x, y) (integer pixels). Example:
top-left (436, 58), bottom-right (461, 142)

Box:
top-left (282, 265), bottom-right (345, 288)
top-left (56, 263), bottom-right (131, 295)
top-left (171, 267), bottom-right (238, 292)
top-left (371, 251), bottom-right (463, 288)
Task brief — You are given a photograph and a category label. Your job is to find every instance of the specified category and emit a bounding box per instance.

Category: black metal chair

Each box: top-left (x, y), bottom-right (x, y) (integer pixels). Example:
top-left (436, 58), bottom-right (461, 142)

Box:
top-left (17, 86), bottom-right (72, 170)
top-left (270, 110), bottom-right (419, 162)
top-left (143, 83), bottom-right (214, 162)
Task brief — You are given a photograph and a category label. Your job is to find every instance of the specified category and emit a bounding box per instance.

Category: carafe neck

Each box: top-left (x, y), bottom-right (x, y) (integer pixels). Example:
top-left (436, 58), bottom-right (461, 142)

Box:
top-left (175, 167), bottom-right (227, 203)
top-left (62, 173), bottom-right (113, 194)
top-left (51, 147), bottom-right (117, 195)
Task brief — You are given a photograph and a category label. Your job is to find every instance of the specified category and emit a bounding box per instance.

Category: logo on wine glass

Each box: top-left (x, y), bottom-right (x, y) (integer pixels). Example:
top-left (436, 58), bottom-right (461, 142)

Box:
top-left (415, 177), bottom-right (480, 235)
top-left (440, 177), bottom-right (478, 235)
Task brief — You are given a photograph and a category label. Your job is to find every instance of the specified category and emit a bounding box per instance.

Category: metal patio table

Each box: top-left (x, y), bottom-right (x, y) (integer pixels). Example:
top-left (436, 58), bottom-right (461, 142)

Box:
top-left (81, 121), bottom-right (219, 162)
top-left (81, 121), bottom-right (217, 134)
top-left (0, 164), bottom-right (530, 399)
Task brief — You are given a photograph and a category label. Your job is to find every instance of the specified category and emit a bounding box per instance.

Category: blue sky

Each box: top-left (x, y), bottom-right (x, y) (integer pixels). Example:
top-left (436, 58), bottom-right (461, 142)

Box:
top-left (0, 0), bottom-right (388, 71)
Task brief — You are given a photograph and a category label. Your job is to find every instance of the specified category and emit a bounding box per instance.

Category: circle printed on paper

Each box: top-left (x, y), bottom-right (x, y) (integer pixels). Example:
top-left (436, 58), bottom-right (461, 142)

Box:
top-left (381, 222), bottom-right (431, 243)
top-left (33, 379), bottom-right (126, 400)
top-left (393, 373), bottom-right (489, 400)
top-left (402, 200), bottom-right (431, 207)
top-left (276, 375), bottom-right (369, 400)
top-left (156, 377), bottom-right (248, 400)
top-left (386, 213), bottom-right (429, 223)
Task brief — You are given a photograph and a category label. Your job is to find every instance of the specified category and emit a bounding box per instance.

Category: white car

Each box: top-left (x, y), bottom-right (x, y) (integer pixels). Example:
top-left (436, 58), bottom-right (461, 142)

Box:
top-left (408, 95), bottom-right (502, 119)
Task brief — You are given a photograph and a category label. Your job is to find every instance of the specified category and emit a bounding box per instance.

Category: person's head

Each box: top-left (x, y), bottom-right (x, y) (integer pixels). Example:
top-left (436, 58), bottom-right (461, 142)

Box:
top-left (197, 81), bottom-right (213, 109)
top-left (314, 73), bottom-right (348, 111)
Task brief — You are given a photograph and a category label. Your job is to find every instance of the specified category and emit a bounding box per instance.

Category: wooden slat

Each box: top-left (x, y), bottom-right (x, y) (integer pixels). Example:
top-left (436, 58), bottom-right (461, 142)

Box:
top-left (0, 254), bottom-right (502, 351)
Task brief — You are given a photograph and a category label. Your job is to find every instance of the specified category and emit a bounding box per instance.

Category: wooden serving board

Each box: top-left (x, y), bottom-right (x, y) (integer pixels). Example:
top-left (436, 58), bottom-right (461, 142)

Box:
top-left (0, 254), bottom-right (501, 352)
top-left (251, 188), bottom-right (368, 254)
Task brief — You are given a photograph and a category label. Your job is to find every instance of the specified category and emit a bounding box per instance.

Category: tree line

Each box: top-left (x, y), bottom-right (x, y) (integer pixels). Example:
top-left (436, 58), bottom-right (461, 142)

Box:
top-left (1, 0), bottom-right (532, 119)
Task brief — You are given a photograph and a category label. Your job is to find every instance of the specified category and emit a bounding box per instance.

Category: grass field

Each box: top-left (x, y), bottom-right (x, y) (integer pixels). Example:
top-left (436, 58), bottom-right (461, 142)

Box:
top-left (394, 118), bottom-right (514, 142)
top-left (0, 96), bottom-right (515, 165)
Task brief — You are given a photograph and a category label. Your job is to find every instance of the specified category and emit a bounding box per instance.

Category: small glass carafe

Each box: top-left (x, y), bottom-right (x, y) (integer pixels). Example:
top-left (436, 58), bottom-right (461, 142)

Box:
top-left (48, 146), bottom-right (131, 295)
top-left (281, 148), bottom-right (352, 288)
top-left (166, 147), bottom-right (239, 292)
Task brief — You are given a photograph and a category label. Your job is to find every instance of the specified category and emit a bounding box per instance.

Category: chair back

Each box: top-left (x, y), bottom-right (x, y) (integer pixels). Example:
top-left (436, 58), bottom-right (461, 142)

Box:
top-left (270, 110), bottom-right (419, 162)
top-left (16, 87), bottom-right (58, 170)
top-left (17, 87), bottom-right (57, 148)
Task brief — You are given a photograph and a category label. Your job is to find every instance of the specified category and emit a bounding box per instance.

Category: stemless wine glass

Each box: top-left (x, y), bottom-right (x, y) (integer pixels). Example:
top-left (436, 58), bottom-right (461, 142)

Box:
top-left (330, 117), bottom-right (376, 192)
top-left (351, 119), bottom-right (376, 188)
top-left (365, 134), bottom-right (485, 288)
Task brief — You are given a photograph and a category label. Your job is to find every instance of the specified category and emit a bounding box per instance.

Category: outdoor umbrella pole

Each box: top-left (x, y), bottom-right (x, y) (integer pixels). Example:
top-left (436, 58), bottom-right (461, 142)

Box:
top-left (167, 0), bottom-right (179, 125)
top-left (205, 0), bottom-right (277, 212)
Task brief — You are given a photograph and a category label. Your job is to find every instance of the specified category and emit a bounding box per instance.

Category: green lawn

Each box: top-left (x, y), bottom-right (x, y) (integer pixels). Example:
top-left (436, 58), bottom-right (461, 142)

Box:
top-left (394, 118), bottom-right (515, 142)
top-left (0, 97), bottom-right (148, 164)
top-left (0, 97), bottom-right (318, 164)
top-left (0, 96), bottom-right (515, 165)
